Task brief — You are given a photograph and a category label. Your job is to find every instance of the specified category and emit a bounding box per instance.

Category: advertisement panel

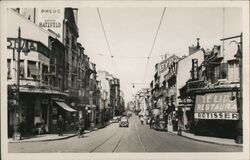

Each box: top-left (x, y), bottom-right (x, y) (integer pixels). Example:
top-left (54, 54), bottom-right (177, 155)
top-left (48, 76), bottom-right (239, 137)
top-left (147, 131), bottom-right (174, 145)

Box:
top-left (37, 8), bottom-right (64, 42)
top-left (194, 92), bottom-right (239, 120)
top-left (159, 55), bottom-right (179, 73)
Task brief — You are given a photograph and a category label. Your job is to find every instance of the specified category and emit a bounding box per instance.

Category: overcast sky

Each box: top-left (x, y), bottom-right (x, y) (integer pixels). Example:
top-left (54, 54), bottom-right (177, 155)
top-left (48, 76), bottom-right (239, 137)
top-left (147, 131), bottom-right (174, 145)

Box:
top-left (77, 7), bottom-right (242, 103)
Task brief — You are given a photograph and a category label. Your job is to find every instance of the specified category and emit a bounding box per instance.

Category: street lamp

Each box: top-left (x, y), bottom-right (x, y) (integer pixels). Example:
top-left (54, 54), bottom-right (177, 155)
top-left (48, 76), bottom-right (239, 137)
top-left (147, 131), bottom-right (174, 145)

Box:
top-left (221, 33), bottom-right (243, 144)
top-left (13, 27), bottom-right (30, 140)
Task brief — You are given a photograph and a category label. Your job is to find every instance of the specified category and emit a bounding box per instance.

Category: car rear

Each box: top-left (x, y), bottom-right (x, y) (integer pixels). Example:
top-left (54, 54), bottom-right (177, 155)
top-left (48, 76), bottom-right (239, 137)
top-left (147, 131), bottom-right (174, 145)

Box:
top-left (119, 117), bottom-right (129, 127)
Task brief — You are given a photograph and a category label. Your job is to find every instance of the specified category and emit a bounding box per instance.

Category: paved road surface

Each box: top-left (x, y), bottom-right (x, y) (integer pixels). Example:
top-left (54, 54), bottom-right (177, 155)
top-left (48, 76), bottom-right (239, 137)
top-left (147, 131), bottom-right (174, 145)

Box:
top-left (8, 115), bottom-right (242, 152)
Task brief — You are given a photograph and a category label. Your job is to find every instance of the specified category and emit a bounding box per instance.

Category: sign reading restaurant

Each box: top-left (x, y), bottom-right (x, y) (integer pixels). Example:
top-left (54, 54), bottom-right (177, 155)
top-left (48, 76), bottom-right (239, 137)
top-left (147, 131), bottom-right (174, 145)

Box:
top-left (37, 8), bottom-right (64, 41)
top-left (194, 92), bottom-right (239, 120)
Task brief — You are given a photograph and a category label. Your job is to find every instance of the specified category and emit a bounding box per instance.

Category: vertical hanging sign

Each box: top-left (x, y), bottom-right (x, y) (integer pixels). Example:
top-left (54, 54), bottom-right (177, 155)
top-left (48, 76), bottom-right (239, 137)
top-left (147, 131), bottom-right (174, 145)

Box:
top-left (37, 8), bottom-right (64, 42)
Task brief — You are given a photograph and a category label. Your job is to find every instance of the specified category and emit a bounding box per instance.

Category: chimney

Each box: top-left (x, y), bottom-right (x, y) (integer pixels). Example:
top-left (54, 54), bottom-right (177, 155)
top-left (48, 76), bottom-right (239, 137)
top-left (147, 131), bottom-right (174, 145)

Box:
top-left (189, 38), bottom-right (201, 55)
top-left (72, 8), bottom-right (78, 26)
top-left (196, 38), bottom-right (200, 49)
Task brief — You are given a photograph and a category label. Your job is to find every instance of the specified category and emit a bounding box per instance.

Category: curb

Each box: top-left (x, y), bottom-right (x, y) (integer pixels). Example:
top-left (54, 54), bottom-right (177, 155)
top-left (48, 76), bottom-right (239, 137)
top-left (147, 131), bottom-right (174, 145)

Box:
top-left (180, 134), bottom-right (243, 147)
top-left (9, 123), bottom-right (111, 144)
top-left (9, 134), bottom-right (77, 144)
top-left (168, 131), bottom-right (243, 147)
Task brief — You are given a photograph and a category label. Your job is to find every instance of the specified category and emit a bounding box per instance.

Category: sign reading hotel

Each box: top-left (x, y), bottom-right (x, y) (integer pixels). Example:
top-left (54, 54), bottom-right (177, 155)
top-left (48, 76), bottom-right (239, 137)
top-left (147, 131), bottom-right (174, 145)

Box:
top-left (37, 8), bottom-right (64, 41)
top-left (194, 92), bottom-right (239, 120)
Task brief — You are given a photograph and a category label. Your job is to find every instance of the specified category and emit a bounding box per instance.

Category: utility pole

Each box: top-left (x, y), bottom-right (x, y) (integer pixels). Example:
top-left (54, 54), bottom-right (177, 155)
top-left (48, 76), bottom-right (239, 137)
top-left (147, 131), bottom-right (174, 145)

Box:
top-left (220, 33), bottom-right (243, 143)
top-left (13, 27), bottom-right (22, 140)
top-left (12, 27), bottom-right (30, 140)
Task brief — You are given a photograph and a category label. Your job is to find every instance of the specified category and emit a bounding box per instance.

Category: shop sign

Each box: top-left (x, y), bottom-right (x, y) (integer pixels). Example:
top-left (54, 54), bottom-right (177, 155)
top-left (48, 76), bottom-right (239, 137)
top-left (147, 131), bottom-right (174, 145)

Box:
top-left (194, 112), bottom-right (239, 120)
top-left (53, 107), bottom-right (57, 114)
top-left (159, 55), bottom-right (179, 73)
top-left (37, 8), bottom-right (64, 41)
top-left (42, 99), bottom-right (49, 104)
top-left (194, 92), bottom-right (238, 120)
top-left (187, 80), bottom-right (205, 91)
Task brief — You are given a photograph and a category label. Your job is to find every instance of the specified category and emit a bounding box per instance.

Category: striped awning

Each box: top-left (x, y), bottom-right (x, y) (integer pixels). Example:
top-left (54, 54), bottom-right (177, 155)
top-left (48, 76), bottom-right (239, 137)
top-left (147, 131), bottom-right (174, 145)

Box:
top-left (55, 101), bottom-right (76, 112)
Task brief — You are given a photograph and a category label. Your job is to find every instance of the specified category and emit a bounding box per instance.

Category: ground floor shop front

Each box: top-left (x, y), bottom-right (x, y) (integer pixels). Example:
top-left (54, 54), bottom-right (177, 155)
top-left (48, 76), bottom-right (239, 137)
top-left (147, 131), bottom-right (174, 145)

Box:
top-left (8, 90), bottom-right (77, 138)
top-left (176, 90), bottom-right (242, 139)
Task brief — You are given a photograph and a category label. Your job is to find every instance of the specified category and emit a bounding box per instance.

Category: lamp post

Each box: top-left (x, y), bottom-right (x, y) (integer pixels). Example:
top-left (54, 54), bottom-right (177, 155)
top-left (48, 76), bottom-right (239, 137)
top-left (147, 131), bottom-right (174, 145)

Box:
top-left (12, 27), bottom-right (30, 140)
top-left (220, 33), bottom-right (243, 143)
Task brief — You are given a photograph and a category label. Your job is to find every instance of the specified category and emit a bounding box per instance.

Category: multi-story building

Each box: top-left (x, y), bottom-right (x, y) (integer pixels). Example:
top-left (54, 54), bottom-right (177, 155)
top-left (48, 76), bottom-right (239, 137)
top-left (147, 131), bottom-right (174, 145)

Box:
top-left (175, 41), bottom-right (204, 132)
top-left (97, 70), bottom-right (113, 123)
top-left (183, 43), bottom-right (241, 138)
top-left (150, 54), bottom-right (180, 121)
top-left (7, 8), bottom-right (74, 137)
top-left (7, 8), bottom-right (102, 137)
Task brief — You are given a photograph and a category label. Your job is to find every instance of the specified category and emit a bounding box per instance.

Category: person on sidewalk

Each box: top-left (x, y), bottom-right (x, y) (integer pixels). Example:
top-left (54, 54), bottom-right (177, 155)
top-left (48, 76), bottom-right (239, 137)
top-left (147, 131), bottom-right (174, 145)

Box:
top-left (149, 118), bottom-right (153, 129)
top-left (140, 116), bottom-right (144, 125)
top-left (57, 115), bottom-right (64, 136)
top-left (77, 117), bottom-right (85, 138)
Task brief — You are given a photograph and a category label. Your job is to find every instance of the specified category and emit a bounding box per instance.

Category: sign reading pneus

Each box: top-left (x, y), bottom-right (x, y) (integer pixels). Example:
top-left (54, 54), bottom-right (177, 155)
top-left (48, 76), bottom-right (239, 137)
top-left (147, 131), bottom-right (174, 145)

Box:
top-left (37, 8), bottom-right (64, 42)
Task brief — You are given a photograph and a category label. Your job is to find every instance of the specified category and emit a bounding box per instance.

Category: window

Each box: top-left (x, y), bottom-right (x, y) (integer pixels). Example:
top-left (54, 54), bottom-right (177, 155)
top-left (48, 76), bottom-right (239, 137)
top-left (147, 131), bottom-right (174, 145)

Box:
top-left (72, 76), bottom-right (76, 88)
top-left (42, 64), bottom-right (49, 82)
top-left (58, 78), bottom-right (63, 92)
top-left (27, 61), bottom-right (38, 79)
top-left (7, 59), bottom-right (11, 79)
top-left (66, 28), bottom-right (69, 46)
top-left (71, 36), bottom-right (76, 51)
top-left (65, 73), bottom-right (69, 89)
top-left (20, 60), bottom-right (25, 78)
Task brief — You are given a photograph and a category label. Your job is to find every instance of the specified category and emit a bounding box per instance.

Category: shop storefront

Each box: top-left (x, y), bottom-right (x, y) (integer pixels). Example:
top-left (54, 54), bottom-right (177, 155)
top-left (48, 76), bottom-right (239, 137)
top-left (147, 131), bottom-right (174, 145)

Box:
top-left (50, 99), bottom-right (76, 133)
top-left (193, 91), bottom-right (239, 138)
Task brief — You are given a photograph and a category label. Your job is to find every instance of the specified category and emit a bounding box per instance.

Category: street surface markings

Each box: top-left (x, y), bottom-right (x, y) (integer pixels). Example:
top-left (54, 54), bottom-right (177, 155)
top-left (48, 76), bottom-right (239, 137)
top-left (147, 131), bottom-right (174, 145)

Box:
top-left (90, 129), bottom-right (120, 152)
top-left (134, 123), bottom-right (146, 152)
top-left (112, 131), bottom-right (125, 152)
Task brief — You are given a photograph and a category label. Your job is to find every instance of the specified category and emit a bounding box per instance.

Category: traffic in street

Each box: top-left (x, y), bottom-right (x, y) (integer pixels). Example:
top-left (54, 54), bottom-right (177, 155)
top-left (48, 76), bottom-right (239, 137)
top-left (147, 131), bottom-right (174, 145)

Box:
top-left (8, 114), bottom-right (242, 153)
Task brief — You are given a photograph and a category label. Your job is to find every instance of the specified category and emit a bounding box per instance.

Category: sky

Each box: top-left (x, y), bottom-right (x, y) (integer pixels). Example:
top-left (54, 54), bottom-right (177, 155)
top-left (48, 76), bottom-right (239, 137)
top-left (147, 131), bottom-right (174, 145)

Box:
top-left (77, 7), bottom-right (242, 103)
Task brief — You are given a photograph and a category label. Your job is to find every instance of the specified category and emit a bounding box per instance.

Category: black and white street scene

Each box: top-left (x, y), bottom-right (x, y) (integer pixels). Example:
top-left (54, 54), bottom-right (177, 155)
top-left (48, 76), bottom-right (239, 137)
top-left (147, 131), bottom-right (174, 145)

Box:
top-left (4, 5), bottom-right (247, 155)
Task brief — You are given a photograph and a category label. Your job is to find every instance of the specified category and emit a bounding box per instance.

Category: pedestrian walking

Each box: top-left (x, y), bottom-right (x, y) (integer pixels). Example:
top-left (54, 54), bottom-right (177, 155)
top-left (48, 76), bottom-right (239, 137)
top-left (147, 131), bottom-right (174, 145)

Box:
top-left (57, 115), bottom-right (64, 136)
top-left (77, 117), bottom-right (85, 138)
top-left (140, 116), bottom-right (144, 125)
top-left (149, 118), bottom-right (153, 129)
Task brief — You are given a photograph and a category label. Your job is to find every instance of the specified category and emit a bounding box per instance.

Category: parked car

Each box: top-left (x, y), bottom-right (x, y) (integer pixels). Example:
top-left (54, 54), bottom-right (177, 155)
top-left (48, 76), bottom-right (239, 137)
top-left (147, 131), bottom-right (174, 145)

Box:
top-left (119, 116), bottom-right (129, 127)
top-left (154, 119), bottom-right (168, 131)
top-left (112, 116), bottom-right (119, 123)
top-left (117, 116), bottom-right (121, 121)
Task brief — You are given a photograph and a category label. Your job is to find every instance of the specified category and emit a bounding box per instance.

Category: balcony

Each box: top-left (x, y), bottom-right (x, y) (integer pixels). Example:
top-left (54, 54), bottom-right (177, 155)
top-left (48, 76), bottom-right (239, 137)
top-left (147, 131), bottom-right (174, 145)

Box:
top-left (187, 80), bottom-right (205, 92)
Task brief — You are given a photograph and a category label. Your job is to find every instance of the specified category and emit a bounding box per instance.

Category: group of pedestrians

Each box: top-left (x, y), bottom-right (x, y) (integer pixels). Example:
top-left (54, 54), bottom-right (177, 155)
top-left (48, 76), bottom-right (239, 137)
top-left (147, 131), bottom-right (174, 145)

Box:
top-left (57, 115), bottom-right (85, 138)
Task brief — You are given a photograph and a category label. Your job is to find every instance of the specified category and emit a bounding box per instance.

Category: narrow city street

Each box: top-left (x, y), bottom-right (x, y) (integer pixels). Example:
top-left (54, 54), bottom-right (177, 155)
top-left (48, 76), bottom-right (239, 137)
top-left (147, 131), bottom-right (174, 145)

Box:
top-left (9, 114), bottom-right (242, 153)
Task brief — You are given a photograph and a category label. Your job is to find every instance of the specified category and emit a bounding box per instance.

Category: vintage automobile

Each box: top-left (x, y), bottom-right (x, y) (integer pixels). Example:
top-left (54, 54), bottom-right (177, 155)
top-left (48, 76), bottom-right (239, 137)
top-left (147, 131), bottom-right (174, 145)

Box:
top-left (119, 116), bottom-right (129, 127)
top-left (154, 119), bottom-right (168, 131)
top-left (112, 116), bottom-right (119, 123)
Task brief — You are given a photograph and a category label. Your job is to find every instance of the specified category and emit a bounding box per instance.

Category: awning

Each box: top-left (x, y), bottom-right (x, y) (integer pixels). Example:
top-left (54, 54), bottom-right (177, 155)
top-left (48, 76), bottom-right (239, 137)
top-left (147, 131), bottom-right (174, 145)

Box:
top-left (55, 101), bottom-right (76, 112)
top-left (28, 63), bottom-right (39, 76)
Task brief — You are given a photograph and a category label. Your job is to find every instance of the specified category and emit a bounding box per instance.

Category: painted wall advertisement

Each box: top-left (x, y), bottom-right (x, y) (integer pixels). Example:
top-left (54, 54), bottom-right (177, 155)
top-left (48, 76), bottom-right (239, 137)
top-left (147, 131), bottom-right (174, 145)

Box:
top-left (194, 92), bottom-right (239, 120)
top-left (37, 8), bottom-right (64, 42)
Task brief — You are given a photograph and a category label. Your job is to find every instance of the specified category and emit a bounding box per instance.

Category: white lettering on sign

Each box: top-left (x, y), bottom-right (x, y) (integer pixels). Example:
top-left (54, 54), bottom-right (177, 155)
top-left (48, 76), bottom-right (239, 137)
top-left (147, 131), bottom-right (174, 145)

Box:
top-left (159, 56), bottom-right (179, 73)
top-left (194, 92), bottom-right (239, 120)
top-left (194, 112), bottom-right (239, 120)
top-left (195, 93), bottom-right (238, 113)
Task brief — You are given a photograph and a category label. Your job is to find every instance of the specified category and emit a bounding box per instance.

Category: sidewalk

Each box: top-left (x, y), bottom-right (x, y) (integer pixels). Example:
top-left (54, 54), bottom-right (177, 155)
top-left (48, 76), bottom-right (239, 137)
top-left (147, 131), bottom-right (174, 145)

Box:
top-left (9, 122), bottom-right (111, 143)
top-left (167, 127), bottom-right (243, 147)
top-left (8, 132), bottom-right (76, 143)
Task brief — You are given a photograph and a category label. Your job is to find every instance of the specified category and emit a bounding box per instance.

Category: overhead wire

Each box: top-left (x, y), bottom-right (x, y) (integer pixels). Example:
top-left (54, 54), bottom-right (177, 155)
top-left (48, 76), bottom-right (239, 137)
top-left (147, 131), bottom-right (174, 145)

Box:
top-left (95, 53), bottom-right (165, 59)
top-left (143, 7), bottom-right (166, 81)
top-left (97, 8), bottom-right (118, 76)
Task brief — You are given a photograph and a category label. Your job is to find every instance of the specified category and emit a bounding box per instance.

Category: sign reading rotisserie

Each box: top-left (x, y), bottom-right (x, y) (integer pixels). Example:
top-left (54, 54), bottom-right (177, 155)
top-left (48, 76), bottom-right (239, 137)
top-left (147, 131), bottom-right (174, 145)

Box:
top-left (194, 92), bottom-right (239, 120)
